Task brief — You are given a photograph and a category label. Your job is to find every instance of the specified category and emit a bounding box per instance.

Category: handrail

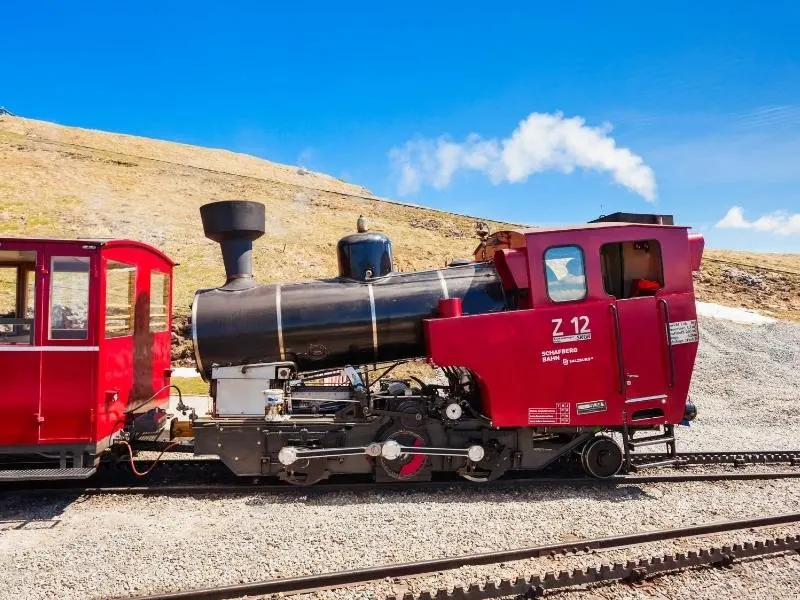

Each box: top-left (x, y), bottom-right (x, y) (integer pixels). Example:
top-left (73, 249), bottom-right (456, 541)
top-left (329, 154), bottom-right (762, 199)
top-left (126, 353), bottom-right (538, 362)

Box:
top-left (608, 304), bottom-right (625, 394)
top-left (0, 317), bottom-right (34, 325)
top-left (658, 298), bottom-right (676, 388)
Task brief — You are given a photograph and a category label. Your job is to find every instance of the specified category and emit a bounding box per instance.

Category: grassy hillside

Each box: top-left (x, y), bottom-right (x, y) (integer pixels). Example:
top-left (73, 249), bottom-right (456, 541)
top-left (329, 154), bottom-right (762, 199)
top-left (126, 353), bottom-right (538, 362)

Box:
top-left (0, 116), bottom-right (507, 315)
top-left (1, 115), bottom-right (798, 326)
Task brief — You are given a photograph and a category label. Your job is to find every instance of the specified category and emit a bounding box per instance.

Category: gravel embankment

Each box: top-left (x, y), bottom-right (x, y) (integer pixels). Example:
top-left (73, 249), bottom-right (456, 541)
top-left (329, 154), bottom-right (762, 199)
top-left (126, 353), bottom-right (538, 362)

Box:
top-left (1, 316), bottom-right (799, 600)
top-left (678, 316), bottom-right (800, 450)
top-left (1, 477), bottom-right (799, 600)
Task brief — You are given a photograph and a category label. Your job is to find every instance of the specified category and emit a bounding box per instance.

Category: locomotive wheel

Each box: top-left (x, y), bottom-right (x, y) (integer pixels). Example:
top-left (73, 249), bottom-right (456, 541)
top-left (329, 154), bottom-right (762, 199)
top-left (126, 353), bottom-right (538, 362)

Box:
top-left (457, 443), bottom-right (510, 482)
top-left (278, 458), bottom-right (329, 486)
top-left (581, 436), bottom-right (623, 479)
top-left (458, 466), bottom-right (492, 483)
top-left (378, 430), bottom-right (428, 481)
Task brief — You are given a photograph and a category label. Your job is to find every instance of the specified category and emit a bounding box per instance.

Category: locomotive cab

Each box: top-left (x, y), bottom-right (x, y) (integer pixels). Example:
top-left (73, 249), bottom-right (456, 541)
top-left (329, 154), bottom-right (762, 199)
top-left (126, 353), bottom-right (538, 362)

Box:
top-left (429, 216), bottom-right (705, 471)
top-left (0, 237), bottom-right (174, 481)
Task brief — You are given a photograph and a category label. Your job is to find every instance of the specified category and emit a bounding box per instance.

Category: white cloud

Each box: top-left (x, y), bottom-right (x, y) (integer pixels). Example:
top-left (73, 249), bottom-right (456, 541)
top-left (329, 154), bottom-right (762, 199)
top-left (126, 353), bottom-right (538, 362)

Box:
top-left (389, 111), bottom-right (657, 201)
top-left (716, 206), bottom-right (800, 236)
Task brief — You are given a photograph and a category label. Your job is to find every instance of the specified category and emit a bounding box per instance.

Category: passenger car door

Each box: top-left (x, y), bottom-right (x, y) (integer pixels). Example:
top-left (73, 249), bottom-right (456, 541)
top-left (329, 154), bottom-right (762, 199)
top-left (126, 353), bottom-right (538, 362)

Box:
top-left (38, 249), bottom-right (97, 442)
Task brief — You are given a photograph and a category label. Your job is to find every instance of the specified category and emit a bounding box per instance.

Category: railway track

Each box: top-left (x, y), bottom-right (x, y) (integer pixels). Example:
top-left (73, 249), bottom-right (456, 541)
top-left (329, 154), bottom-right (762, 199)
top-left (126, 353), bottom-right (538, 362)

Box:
top-left (122, 512), bottom-right (800, 600)
top-left (111, 449), bottom-right (800, 475)
top-left (636, 449), bottom-right (800, 464)
top-left (1, 450), bottom-right (799, 497)
top-left (4, 469), bottom-right (800, 498)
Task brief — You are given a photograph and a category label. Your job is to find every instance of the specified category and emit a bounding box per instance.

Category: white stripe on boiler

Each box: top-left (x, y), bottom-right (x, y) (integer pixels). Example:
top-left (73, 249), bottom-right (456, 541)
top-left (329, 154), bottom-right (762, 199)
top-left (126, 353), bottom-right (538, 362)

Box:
top-left (367, 283), bottom-right (378, 359)
top-left (437, 270), bottom-right (449, 299)
top-left (276, 285), bottom-right (286, 361)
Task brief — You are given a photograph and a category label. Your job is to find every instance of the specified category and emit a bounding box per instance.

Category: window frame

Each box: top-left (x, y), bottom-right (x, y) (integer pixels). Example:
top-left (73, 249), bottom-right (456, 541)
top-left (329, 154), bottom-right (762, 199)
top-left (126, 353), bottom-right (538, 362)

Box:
top-left (599, 238), bottom-right (665, 300)
top-left (104, 260), bottom-right (137, 339)
top-left (0, 253), bottom-right (37, 346)
top-left (149, 270), bottom-right (170, 333)
top-left (48, 256), bottom-right (91, 341)
top-left (543, 244), bottom-right (588, 303)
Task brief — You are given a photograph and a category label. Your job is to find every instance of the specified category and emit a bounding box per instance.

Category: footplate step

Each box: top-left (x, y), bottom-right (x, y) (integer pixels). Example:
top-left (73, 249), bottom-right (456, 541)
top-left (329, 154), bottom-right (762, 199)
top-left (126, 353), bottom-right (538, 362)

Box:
top-left (0, 467), bottom-right (97, 481)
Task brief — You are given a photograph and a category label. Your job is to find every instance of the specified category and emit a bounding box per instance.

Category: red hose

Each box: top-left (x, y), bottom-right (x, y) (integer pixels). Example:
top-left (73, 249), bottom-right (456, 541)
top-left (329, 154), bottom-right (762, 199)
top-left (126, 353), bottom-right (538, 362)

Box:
top-left (119, 439), bottom-right (179, 476)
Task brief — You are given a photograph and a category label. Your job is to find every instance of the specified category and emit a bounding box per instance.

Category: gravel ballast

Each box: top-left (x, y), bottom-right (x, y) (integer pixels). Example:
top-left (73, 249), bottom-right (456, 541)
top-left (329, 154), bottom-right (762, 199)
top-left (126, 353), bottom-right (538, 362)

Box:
top-left (1, 316), bottom-right (799, 600)
top-left (678, 316), bottom-right (800, 450)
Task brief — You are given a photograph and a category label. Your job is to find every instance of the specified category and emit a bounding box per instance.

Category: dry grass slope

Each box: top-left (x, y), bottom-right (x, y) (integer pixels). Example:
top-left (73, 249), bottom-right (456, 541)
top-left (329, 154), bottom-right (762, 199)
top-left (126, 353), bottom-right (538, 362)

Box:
top-left (1, 115), bottom-right (798, 323)
top-left (0, 116), bottom-right (508, 315)
top-left (697, 250), bottom-right (800, 322)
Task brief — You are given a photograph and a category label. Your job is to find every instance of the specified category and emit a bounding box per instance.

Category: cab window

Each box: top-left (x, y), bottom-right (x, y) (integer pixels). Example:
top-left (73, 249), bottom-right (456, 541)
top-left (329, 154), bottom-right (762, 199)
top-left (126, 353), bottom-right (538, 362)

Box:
top-left (0, 250), bottom-right (36, 345)
top-left (545, 245), bottom-right (586, 302)
top-left (601, 239), bottom-right (664, 299)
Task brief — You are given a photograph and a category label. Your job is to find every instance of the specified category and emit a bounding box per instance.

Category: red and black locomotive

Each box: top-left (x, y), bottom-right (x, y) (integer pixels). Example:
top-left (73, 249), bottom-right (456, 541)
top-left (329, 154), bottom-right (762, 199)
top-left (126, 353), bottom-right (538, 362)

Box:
top-left (0, 200), bottom-right (704, 484)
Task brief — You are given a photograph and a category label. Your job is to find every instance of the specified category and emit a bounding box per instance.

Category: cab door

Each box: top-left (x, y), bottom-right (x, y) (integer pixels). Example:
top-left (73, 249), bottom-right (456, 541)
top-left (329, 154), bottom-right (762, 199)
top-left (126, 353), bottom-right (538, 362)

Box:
top-left (38, 249), bottom-right (97, 442)
top-left (614, 296), bottom-right (670, 421)
top-left (602, 238), bottom-right (671, 424)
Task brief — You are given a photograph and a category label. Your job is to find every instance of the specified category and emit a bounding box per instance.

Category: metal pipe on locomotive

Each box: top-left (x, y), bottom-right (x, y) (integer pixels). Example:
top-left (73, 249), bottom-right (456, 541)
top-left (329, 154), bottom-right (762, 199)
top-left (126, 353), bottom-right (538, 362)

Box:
top-left (191, 201), bottom-right (705, 484)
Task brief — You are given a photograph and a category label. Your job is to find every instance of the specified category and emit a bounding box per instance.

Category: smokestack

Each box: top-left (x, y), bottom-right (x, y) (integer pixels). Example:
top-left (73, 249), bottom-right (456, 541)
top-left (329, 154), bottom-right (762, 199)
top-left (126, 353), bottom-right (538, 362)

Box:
top-left (200, 200), bottom-right (266, 290)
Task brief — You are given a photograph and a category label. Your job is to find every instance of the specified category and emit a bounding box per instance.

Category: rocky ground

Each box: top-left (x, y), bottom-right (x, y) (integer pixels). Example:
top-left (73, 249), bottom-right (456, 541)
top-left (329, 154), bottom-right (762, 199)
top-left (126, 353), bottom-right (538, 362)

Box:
top-left (694, 257), bottom-right (800, 323)
top-left (1, 315), bottom-right (799, 600)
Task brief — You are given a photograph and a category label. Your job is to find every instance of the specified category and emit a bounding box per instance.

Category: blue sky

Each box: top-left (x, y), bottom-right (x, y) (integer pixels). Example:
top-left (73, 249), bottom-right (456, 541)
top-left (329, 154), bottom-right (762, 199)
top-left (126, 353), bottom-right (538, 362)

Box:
top-left (2, 1), bottom-right (799, 251)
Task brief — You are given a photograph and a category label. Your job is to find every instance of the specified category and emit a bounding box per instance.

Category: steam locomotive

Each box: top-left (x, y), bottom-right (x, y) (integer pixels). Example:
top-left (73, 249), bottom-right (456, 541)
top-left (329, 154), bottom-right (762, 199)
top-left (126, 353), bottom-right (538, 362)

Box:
top-left (0, 200), bottom-right (703, 484)
top-left (190, 201), bottom-right (704, 484)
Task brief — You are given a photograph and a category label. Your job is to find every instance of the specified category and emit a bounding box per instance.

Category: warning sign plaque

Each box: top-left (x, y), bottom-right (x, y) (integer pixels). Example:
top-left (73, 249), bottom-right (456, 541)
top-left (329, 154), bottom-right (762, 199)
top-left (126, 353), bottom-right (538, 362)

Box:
top-left (528, 403), bottom-right (571, 425)
top-left (669, 320), bottom-right (699, 345)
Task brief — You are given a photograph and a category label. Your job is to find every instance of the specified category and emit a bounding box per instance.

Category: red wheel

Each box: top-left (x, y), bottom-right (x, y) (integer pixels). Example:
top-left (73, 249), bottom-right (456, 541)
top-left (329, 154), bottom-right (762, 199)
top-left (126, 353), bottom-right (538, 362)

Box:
top-left (379, 430), bottom-right (427, 480)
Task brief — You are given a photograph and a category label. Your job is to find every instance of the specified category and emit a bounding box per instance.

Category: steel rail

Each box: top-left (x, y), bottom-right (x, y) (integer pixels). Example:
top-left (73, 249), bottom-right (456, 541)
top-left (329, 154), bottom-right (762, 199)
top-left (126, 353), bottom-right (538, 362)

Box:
top-left (632, 450), bottom-right (800, 466)
top-left (128, 445), bottom-right (800, 466)
top-left (114, 449), bottom-right (800, 473)
top-left (5, 470), bottom-right (800, 498)
top-left (392, 534), bottom-right (800, 600)
top-left (2, 449), bottom-right (799, 496)
top-left (122, 512), bottom-right (800, 600)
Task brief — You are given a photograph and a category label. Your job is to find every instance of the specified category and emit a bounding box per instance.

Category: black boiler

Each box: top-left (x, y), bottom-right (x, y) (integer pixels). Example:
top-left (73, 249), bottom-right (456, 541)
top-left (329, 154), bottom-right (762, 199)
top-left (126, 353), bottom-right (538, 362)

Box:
top-left (192, 263), bottom-right (506, 374)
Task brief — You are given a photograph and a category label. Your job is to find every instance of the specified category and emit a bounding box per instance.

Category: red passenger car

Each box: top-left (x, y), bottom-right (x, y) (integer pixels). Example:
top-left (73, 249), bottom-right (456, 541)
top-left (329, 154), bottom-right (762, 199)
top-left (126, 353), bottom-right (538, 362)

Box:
top-left (0, 238), bottom-right (174, 480)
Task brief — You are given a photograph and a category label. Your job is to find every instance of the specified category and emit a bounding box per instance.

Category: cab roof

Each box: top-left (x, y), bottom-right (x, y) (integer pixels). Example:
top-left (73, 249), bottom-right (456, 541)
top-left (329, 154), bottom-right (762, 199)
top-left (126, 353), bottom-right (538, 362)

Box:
top-left (505, 221), bottom-right (688, 236)
top-left (0, 237), bottom-right (175, 266)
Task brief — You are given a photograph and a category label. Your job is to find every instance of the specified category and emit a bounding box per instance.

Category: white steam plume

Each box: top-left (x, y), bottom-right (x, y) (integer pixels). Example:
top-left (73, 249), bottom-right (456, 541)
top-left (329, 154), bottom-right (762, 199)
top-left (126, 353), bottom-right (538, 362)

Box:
top-left (389, 111), bottom-right (657, 201)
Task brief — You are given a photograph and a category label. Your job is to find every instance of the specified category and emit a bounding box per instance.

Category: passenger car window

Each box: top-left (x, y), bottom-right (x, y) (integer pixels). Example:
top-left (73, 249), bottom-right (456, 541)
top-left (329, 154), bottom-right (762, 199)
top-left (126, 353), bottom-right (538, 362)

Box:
top-left (105, 261), bottom-right (136, 338)
top-left (0, 250), bottom-right (36, 345)
top-left (50, 257), bottom-right (90, 340)
top-left (545, 246), bottom-right (586, 302)
top-left (149, 271), bottom-right (169, 332)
